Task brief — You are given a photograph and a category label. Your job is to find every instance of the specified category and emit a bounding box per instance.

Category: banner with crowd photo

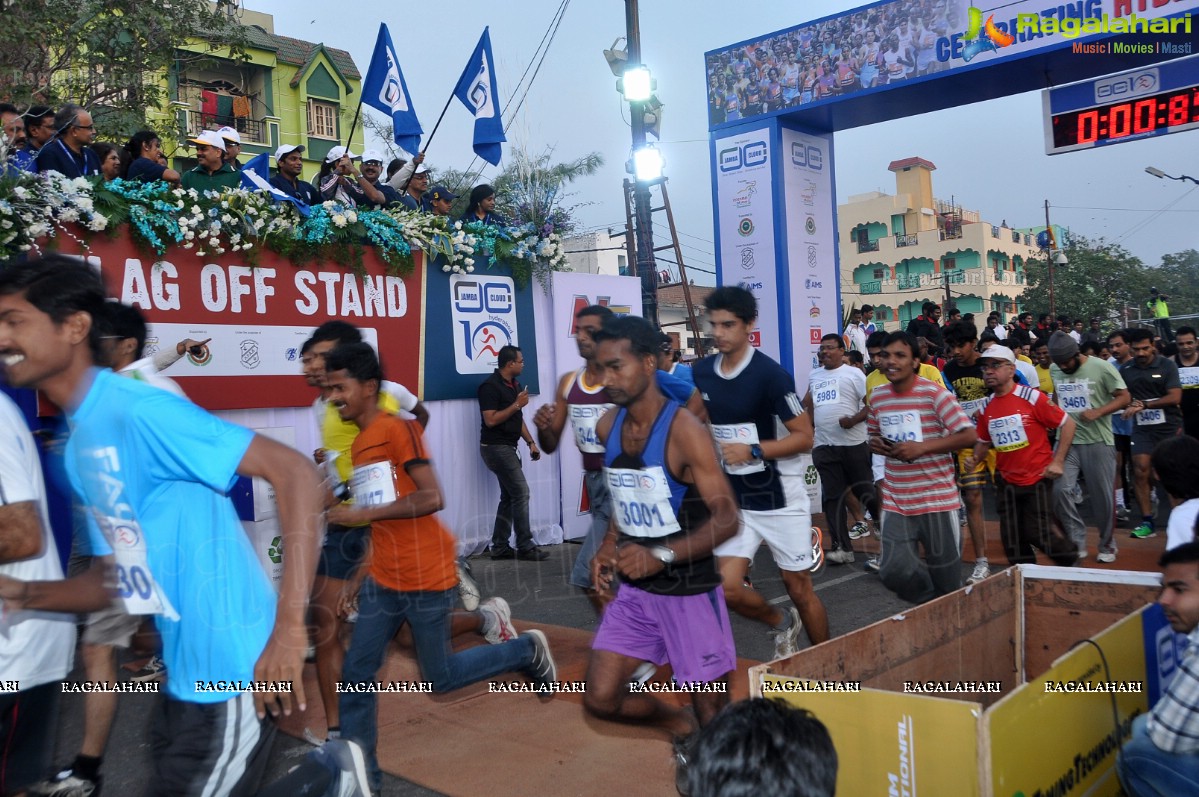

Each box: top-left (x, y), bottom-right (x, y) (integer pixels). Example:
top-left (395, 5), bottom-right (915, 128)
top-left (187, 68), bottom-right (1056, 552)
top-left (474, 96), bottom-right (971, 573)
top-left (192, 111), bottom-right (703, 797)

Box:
top-left (72, 236), bottom-right (424, 411)
top-left (420, 260), bottom-right (541, 401)
top-left (548, 272), bottom-right (642, 540)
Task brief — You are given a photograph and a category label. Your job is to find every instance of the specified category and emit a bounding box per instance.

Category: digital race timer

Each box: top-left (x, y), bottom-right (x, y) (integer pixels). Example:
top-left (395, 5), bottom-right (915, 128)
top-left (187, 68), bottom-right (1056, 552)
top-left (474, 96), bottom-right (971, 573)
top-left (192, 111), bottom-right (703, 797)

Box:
top-left (1043, 54), bottom-right (1199, 155)
top-left (1051, 85), bottom-right (1199, 148)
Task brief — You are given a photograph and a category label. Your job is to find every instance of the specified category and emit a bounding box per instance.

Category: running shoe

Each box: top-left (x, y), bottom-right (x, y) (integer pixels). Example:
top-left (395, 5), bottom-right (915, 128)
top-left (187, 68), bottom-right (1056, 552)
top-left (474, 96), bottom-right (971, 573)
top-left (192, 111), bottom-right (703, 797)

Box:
top-left (863, 555), bottom-right (880, 574)
top-left (480, 597), bottom-right (518, 644)
top-left (1130, 522), bottom-right (1157, 539)
top-left (29, 769), bottom-right (100, 797)
top-left (1115, 505), bottom-right (1129, 522)
top-left (958, 506), bottom-right (968, 526)
top-left (809, 527), bottom-right (824, 574)
top-left (770, 607), bottom-right (802, 660)
top-left (629, 661), bottom-right (657, 689)
top-left (522, 630), bottom-right (557, 691)
top-left (1097, 551), bottom-right (1117, 564)
top-left (457, 558), bottom-right (481, 611)
top-left (323, 739), bottom-right (371, 797)
top-left (673, 734), bottom-right (694, 797)
top-left (130, 655), bottom-right (166, 683)
top-left (968, 559), bottom-right (990, 584)
top-left (848, 521), bottom-right (869, 540)
top-left (827, 549), bottom-right (855, 565)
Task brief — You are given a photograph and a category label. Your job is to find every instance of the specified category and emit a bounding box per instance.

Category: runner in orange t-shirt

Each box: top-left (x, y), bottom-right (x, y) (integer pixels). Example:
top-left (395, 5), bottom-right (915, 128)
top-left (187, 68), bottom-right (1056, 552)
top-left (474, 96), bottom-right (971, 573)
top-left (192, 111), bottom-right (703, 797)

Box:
top-left (324, 343), bottom-right (558, 794)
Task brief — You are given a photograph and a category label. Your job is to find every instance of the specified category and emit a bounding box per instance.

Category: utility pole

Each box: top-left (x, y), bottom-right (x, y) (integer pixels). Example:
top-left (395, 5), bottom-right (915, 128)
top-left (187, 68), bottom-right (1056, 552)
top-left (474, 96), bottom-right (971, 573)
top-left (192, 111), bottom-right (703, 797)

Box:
top-left (625, 0), bottom-right (659, 327)
top-left (1044, 199), bottom-right (1056, 318)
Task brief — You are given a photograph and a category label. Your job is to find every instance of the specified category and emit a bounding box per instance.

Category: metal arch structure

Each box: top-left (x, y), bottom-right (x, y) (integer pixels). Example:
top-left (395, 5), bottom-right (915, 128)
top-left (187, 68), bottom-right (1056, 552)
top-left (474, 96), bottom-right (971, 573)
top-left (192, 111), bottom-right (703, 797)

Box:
top-left (706, 0), bottom-right (1197, 385)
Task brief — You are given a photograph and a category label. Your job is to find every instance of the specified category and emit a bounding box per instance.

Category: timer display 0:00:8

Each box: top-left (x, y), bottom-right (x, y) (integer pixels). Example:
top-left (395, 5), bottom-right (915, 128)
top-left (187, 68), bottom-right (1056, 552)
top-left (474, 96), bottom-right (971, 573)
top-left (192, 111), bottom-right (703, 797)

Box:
top-left (1052, 86), bottom-right (1199, 147)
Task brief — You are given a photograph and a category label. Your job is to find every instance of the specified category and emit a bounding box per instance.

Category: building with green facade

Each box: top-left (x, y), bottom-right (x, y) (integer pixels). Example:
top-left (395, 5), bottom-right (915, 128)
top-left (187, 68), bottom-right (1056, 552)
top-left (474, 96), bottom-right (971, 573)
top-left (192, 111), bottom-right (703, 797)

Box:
top-left (150, 7), bottom-right (363, 181)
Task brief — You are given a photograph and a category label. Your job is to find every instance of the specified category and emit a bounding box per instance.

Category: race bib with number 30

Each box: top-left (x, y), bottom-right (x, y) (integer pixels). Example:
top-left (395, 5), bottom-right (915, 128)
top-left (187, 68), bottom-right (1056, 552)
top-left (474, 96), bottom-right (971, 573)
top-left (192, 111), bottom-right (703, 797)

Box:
top-left (711, 423), bottom-right (765, 475)
top-left (97, 515), bottom-right (178, 619)
top-left (605, 466), bottom-right (681, 538)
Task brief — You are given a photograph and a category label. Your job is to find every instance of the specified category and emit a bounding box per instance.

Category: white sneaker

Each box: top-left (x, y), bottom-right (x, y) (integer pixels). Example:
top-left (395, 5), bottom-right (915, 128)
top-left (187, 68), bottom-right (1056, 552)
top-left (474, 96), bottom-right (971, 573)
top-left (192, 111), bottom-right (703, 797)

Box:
top-left (827, 549), bottom-right (855, 565)
top-left (457, 559), bottom-right (481, 612)
top-left (769, 607), bottom-right (803, 660)
top-left (1097, 551), bottom-right (1117, 563)
top-left (968, 560), bottom-right (990, 584)
top-left (480, 597), bottom-right (518, 644)
top-left (848, 521), bottom-right (870, 540)
top-left (324, 739), bottom-right (371, 797)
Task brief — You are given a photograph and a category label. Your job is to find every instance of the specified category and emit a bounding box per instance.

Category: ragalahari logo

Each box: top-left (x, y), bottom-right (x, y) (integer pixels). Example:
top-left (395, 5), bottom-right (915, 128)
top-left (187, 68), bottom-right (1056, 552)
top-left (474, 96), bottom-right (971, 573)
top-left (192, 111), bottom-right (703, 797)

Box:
top-left (961, 5), bottom-right (1015, 62)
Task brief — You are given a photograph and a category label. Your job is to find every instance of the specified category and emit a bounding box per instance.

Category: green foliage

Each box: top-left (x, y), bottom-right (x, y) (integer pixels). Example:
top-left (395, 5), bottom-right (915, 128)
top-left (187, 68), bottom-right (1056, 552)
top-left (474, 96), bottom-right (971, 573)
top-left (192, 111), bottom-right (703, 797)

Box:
top-left (1022, 237), bottom-right (1152, 325)
top-left (0, 0), bottom-right (248, 141)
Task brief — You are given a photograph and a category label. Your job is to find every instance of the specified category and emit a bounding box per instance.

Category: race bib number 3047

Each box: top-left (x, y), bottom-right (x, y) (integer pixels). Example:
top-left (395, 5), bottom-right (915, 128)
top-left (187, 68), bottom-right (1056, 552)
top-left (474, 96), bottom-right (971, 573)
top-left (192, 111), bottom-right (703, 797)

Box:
top-left (351, 461), bottom-right (399, 507)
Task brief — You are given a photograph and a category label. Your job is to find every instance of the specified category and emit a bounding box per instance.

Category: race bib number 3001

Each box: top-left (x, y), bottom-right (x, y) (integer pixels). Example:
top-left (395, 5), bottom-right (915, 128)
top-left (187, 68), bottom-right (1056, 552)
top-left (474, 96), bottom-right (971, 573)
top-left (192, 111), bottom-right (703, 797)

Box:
top-left (351, 461), bottom-right (399, 507)
top-left (988, 414), bottom-right (1030, 453)
top-left (604, 466), bottom-right (681, 538)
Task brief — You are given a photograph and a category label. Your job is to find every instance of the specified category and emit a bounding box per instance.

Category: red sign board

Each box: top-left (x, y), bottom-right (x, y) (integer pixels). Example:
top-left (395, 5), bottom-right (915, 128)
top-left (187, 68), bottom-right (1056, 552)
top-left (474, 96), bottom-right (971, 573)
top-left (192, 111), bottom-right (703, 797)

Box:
top-left (74, 237), bottom-right (425, 410)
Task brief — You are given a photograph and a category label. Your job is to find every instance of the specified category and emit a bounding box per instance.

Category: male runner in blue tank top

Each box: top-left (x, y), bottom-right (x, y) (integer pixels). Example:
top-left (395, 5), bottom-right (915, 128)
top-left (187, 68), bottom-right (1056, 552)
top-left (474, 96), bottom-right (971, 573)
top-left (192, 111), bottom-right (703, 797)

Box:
top-left (581, 316), bottom-right (739, 792)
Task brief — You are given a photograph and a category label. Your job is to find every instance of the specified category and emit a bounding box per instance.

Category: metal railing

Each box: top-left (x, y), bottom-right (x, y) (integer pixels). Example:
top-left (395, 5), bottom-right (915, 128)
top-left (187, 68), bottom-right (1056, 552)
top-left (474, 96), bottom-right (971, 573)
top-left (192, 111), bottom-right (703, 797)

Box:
top-left (187, 113), bottom-right (266, 144)
top-left (860, 280), bottom-right (882, 294)
top-left (894, 233), bottom-right (918, 247)
top-left (857, 239), bottom-right (880, 253)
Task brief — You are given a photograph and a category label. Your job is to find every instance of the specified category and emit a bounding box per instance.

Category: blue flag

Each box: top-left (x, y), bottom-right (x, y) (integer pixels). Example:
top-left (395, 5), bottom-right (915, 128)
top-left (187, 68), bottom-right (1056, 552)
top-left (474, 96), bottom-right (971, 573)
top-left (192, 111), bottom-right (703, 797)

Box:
top-left (240, 152), bottom-right (311, 217)
top-left (453, 28), bottom-right (506, 165)
top-left (362, 23), bottom-right (422, 154)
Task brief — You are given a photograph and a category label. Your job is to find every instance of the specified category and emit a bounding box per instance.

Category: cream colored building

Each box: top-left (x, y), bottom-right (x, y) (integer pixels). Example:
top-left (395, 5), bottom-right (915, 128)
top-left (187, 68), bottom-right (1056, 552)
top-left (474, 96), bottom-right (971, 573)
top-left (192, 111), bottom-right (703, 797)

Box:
top-left (838, 157), bottom-right (1040, 329)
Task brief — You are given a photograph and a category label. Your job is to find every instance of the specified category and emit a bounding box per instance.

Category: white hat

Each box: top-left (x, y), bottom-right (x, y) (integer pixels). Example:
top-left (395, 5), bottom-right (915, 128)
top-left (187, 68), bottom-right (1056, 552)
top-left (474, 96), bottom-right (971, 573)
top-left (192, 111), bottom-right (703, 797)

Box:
top-left (361, 149), bottom-right (386, 164)
top-left (324, 145), bottom-right (360, 163)
top-left (274, 143), bottom-right (304, 161)
top-left (979, 345), bottom-right (1016, 364)
top-left (188, 130), bottom-right (226, 152)
top-left (413, 163), bottom-right (429, 175)
top-left (216, 126), bottom-right (242, 145)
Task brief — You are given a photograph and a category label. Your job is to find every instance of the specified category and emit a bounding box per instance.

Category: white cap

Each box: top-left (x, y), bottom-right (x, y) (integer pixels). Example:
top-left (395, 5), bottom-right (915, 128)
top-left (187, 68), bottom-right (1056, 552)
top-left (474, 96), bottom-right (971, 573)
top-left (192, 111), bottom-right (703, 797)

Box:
top-left (216, 126), bottom-right (241, 145)
top-left (413, 163), bottom-right (429, 175)
top-left (979, 345), bottom-right (1016, 364)
top-left (274, 143), bottom-right (304, 161)
top-left (189, 130), bottom-right (226, 152)
top-left (361, 149), bottom-right (386, 164)
top-left (324, 145), bottom-right (360, 164)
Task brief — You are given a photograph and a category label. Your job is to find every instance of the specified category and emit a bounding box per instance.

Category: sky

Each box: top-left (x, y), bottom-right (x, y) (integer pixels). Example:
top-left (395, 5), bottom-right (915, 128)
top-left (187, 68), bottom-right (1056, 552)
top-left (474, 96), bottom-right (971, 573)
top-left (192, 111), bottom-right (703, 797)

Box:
top-left (248, 0), bottom-right (1198, 285)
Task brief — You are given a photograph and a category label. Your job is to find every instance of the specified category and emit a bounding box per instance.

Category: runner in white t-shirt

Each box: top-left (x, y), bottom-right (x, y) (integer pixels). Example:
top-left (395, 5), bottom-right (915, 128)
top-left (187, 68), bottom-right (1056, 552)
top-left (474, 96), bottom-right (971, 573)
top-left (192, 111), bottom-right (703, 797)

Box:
top-left (0, 391), bottom-right (76, 795)
top-left (1153, 436), bottom-right (1199, 551)
top-left (804, 334), bottom-right (879, 563)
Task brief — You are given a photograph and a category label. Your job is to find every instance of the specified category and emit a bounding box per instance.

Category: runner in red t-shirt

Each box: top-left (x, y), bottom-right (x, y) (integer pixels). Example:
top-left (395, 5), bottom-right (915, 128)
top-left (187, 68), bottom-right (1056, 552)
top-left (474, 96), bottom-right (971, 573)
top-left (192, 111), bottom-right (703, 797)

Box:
top-left (965, 345), bottom-right (1080, 566)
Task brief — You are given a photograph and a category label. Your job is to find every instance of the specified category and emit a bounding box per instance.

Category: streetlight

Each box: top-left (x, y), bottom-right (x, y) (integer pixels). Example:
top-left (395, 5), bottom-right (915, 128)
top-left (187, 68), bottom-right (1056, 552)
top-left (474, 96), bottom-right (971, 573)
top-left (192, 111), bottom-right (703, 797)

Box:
top-left (632, 145), bottom-right (664, 182)
top-left (1050, 250), bottom-right (1067, 318)
top-left (1145, 166), bottom-right (1199, 185)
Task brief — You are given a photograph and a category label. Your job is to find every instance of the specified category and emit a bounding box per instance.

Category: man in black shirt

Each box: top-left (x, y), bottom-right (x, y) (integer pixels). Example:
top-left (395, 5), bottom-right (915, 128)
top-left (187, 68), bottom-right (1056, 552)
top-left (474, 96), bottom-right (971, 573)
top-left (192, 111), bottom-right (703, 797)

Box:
top-left (269, 144), bottom-right (320, 205)
top-left (478, 345), bottom-right (548, 560)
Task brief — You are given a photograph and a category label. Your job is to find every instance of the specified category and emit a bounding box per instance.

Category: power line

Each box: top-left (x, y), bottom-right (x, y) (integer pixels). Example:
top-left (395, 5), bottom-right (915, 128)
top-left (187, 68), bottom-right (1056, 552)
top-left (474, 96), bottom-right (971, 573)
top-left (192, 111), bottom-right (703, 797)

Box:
top-left (1111, 187), bottom-right (1197, 246)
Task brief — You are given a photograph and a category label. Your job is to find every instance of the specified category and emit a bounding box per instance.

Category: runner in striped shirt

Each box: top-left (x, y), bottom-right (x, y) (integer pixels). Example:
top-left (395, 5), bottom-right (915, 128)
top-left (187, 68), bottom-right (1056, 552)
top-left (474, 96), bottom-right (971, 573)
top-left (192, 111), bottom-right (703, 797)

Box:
top-left (867, 332), bottom-right (976, 603)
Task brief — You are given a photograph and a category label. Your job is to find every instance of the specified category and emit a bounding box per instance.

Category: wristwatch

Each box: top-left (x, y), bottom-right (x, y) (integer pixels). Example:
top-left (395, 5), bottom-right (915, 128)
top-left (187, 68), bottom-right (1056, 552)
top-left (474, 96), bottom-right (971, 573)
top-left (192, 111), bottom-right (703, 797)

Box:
top-left (750, 443), bottom-right (764, 460)
top-left (649, 545), bottom-right (676, 565)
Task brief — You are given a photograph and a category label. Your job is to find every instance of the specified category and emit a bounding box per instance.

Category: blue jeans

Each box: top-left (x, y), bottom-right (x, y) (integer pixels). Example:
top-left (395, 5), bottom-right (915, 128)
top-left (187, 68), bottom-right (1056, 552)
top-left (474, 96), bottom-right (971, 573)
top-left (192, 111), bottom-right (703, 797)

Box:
top-left (480, 443), bottom-right (533, 551)
top-left (1118, 714), bottom-right (1199, 796)
top-left (569, 469), bottom-right (612, 589)
top-left (339, 580), bottom-right (535, 790)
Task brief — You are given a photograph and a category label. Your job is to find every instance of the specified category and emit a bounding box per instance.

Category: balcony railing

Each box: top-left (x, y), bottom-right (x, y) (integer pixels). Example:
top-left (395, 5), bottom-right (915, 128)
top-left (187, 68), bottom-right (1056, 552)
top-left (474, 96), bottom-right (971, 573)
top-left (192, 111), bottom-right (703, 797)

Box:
top-left (897, 274), bottom-right (923, 289)
top-left (894, 233), bottom-right (918, 248)
top-left (1012, 231), bottom-right (1021, 243)
top-left (857, 239), bottom-right (880, 253)
top-left (187, 112), bottom-right (266, 145)
top-left (860, 280), bottom-right (882, 294)
top-left (991, 225), bottom-right (1000, 238)
top-left (939, 227), bottom-right (963, 241)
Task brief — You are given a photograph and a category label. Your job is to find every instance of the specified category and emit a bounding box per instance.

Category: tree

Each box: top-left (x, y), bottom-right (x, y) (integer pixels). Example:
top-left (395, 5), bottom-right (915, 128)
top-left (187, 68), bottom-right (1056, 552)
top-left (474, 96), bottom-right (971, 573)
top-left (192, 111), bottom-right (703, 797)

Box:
top-left (1021, 236), bottom-right (1153, 326)
top-left (0, 0), bottom-right (247, 140)
top-left (1151, 249), bottom-right (1199, 320)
